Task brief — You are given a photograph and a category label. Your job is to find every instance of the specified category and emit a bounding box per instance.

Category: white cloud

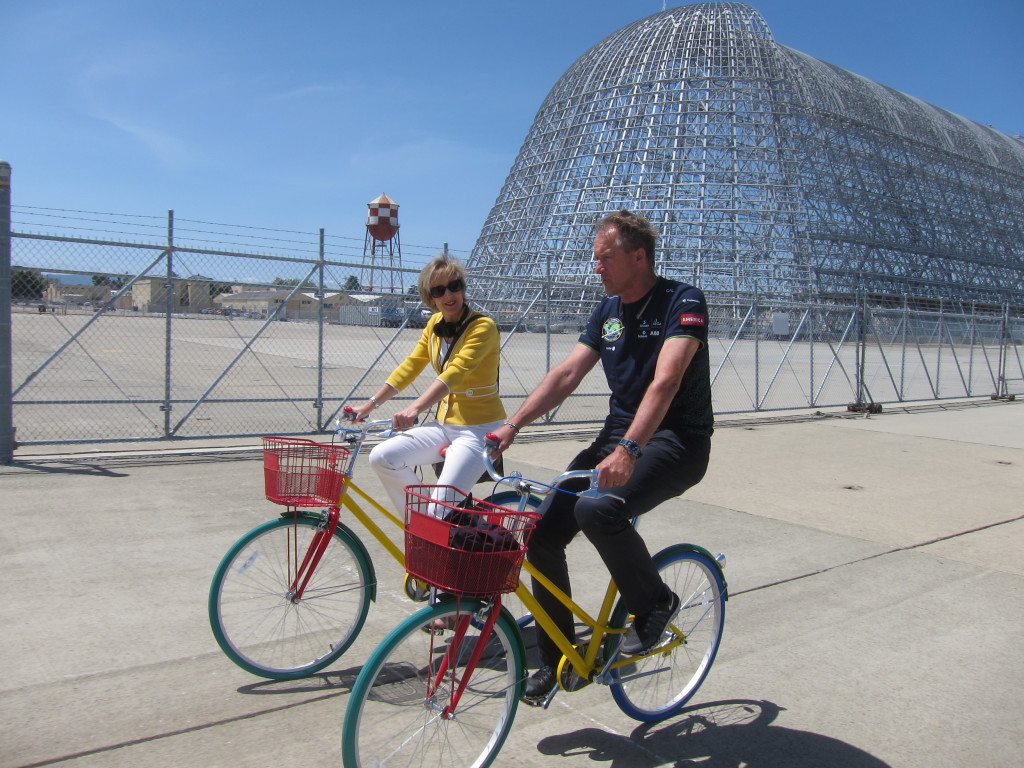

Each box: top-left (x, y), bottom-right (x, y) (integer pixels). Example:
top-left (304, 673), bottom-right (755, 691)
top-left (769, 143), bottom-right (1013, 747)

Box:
top-left (70, 43), bottom-right (203, 167)
top-left (266, 83), bottom-right (353, 101)
top-left (93, 111), bottom-right (196, 167)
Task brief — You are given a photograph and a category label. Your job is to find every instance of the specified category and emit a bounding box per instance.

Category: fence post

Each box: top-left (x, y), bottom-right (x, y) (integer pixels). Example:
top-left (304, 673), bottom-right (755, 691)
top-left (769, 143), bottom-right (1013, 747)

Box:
top-left (936, 298), bottom-right (944, 399)
top-left (808, 300), bottom-right (816, 407)
top-left (854, 279), bottom-right (867, 408)
top-left (997, 303), bottom-right (1009, 398)
top-left (900, 295), bottom-right (908, 399)
top-left (752, 289), bottom-right (760, 409)
top-left (0, 160), bottom-right (12, 463)
top-left (162, 210), bottom-right (174, 436)
top-left (315, 228), bottom-right (325, 430)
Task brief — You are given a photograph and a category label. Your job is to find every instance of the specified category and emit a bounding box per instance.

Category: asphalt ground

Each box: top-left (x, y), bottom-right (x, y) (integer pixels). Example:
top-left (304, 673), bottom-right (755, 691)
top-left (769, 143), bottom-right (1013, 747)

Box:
top-left (1, 398), bottom-right (1022, 767)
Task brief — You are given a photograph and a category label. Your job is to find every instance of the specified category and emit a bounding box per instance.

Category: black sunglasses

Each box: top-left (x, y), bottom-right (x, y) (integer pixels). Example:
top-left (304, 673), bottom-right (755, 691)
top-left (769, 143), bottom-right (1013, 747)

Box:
top-left (428, 278), bottom-right (465, 299)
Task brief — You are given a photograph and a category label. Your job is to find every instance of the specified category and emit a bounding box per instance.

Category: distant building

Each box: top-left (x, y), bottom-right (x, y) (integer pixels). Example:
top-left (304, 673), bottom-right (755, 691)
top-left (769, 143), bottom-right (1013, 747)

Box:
top-left (44, 281), bottom-right (112, 306)
top-left (107, 276), bottom-right (413, 323)
top-left (43, 278), bottom-right (132, 310)
top-left (216, 290), bottom-right (345, 321)
top-left (132, 276), bottom-right (216, 313)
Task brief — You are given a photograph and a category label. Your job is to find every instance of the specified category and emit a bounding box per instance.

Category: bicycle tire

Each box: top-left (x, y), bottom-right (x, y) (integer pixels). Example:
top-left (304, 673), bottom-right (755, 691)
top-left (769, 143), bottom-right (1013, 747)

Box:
top-left (209, 514), bottom-right (374, 679)
top-left (606, 545), bottom-right (726, 721)
top-left (342, 598), bottom-right (525, 768)
top-left (481, 489), bottom-right (542, 630)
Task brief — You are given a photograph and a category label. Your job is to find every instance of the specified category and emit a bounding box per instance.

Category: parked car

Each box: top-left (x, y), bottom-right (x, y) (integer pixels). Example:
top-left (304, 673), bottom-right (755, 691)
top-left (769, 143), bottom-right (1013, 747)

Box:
top-left (380, 305), bottom-right (406, 327)
top-left (381, 305), bottom-right (432, 328)
top-left (526, 316), bottom-right (585, 334)
top-left (408, 307), bottom-right (431, 328)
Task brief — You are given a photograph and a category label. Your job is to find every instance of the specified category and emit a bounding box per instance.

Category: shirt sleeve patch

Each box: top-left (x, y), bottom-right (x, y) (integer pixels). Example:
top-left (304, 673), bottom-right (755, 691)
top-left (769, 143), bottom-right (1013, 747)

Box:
top-left (679, 313), bottom-right (706, 326)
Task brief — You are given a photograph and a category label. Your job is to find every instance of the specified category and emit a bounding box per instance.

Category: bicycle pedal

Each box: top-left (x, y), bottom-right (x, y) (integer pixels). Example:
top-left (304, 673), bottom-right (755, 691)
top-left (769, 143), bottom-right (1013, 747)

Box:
top-left (621, 632), bottom-right (678, 659)
top-left (520, 690), bottom-right (554, 708)
top-left (519, 681), bottom-right (558, 708)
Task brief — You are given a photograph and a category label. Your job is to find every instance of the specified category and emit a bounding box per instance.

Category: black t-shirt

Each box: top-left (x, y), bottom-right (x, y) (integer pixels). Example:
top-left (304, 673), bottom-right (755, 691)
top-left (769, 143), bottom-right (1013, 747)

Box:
top-left (579, 276), bottom-right (714, 438)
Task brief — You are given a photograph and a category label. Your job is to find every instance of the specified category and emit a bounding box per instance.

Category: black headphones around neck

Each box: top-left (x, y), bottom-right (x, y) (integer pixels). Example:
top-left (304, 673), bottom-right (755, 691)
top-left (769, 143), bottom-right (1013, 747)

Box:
top-left (433, 305), bottom-right (471, 338)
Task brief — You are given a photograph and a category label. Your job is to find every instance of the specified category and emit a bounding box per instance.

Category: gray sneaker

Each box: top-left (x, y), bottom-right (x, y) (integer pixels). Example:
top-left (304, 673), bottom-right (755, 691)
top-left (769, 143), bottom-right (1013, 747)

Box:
top-left (620, 591), bottom-right (680, 655)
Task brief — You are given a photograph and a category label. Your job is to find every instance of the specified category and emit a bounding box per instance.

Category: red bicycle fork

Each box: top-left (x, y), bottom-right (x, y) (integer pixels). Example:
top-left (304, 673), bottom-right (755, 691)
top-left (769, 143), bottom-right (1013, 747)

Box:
top-left (287, 506), bottom-right (342, 601)
top-left (428, 598), bottom-right (502, 718)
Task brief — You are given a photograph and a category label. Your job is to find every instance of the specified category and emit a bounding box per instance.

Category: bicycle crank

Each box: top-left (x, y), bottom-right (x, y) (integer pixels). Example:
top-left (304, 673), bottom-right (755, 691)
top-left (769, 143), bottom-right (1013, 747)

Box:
top-left (556, 649), bottom-right (595, 693)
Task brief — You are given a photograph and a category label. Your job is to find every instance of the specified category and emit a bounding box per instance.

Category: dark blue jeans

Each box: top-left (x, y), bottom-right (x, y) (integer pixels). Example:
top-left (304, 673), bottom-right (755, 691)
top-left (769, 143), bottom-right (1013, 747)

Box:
top-left (527, 429), bottom-right (711, 668)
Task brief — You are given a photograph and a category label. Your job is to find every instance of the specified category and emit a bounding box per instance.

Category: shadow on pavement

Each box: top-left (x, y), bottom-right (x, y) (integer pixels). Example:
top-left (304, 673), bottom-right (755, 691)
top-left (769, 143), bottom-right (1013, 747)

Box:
top-left (4, 460), bottom-right (130, 477)
top-left (236, 666), bottom-right (361, 696)
top-left (537, 699), bottom-right (892, 767)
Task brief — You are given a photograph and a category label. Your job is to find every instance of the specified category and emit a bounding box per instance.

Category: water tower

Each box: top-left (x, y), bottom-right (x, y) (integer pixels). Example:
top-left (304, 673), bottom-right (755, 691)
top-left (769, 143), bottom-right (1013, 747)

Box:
top-left (361, 193), bottom-right (402, 294)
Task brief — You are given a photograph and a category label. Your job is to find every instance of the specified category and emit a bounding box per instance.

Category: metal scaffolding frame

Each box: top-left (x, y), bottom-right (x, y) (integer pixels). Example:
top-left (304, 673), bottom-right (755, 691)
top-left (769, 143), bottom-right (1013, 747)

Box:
top-left (468, 2), bottom-right (1024, 316)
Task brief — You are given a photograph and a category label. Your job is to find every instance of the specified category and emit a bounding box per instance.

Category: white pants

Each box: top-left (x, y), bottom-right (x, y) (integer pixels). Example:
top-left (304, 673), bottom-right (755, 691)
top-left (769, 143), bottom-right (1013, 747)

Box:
top-left (368, 419), bottom-right (504, 516)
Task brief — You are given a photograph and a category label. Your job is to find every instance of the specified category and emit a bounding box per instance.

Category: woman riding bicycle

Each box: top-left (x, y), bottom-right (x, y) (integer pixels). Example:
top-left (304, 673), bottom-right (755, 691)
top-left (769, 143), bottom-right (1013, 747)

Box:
top-left (350, 254), bottom-right (506, 514)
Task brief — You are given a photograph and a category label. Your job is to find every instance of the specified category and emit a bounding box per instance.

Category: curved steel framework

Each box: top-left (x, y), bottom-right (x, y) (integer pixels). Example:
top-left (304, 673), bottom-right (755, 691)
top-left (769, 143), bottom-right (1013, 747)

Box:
top-left (468, 2), bottom-right (1024, 314)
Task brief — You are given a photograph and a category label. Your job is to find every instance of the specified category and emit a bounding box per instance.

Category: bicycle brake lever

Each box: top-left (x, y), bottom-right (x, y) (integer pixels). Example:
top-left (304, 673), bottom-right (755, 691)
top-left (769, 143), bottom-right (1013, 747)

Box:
top-left (575, 487), bottom-right (626, 504)
top-left (575, 469), bottom-right (625, 502)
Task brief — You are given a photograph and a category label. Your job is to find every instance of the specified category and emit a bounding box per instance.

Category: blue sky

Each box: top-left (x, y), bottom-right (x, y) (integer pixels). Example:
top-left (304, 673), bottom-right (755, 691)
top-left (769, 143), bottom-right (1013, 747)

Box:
top-left (3, 0), bottom-right (1022, 269)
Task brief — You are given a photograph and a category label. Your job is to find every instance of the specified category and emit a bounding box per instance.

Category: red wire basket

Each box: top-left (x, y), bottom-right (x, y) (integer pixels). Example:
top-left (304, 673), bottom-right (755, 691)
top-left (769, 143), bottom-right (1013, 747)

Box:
top-left (404, 485), bottom-right (540, 597)
top-left (262, 437), bottom-right (349, 507)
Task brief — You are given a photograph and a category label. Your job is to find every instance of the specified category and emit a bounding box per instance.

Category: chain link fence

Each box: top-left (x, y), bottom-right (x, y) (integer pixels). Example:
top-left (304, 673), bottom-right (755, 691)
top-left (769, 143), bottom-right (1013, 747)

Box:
top-left (4, 206), bottom-right (1023, 452)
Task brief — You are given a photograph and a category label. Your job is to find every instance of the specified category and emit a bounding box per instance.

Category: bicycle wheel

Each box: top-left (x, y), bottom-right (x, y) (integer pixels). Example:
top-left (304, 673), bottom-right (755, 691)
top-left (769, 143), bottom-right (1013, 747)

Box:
top-left (342, 598), bottom-right (525, 768)
top-left (209, 514), bottom-right (374, 679)
top-left (607, 546), bottom-right (726, 721)
top-left (481, 490), bottom-right (542, 629)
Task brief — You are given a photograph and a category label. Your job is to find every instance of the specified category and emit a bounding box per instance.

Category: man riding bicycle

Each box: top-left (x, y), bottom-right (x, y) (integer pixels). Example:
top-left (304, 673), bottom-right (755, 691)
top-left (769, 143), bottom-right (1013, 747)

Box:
top-left (492, 210), bottom-right (714, 704)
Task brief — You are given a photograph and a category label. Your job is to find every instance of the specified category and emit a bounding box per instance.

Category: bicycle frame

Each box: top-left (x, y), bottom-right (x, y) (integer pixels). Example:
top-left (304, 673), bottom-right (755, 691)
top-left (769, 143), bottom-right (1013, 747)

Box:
top-left (427, 547), bottom-right (692, 718)
top-left (515, 555), bottom-right (710, 688)
top-left (512, 563), bottom-right (625, 682)
top-left (478, 444), bottom-right (697, 689)
top-left (336, 479), bottom-right (406, 564)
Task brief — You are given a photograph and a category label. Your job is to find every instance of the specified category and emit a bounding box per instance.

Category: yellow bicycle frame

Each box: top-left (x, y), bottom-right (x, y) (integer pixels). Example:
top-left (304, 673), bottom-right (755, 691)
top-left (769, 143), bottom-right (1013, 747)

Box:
top-left (512, 559), bottom-right (689, 685)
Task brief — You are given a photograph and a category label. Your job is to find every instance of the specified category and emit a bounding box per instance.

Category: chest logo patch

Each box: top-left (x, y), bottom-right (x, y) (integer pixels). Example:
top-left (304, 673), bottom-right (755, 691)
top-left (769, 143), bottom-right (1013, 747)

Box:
top-left (602, 317), bottom-right (624, 343)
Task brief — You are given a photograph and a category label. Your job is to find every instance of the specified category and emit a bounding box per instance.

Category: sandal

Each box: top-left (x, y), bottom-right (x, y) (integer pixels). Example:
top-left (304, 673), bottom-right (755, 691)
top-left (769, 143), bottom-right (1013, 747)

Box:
top-left (420, 615), bottom-right (458, 635)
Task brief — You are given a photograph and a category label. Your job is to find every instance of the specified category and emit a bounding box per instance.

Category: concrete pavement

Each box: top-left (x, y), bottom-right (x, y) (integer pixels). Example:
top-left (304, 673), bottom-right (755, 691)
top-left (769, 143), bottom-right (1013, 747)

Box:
top-left (1, 398), bottom-right (1022, 767)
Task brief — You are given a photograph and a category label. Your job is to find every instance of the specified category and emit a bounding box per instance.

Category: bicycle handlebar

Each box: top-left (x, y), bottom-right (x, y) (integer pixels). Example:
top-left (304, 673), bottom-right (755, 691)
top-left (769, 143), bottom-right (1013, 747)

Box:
top-left (482, 434), bottom-right (623, 502)
top-left (335, 407), bottom-right (415, 441)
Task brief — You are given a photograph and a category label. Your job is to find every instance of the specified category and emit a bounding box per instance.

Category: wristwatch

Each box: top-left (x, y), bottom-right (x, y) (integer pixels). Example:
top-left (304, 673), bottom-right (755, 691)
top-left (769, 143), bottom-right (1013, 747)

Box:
top-left (617, 438), bottom-right (642, 459)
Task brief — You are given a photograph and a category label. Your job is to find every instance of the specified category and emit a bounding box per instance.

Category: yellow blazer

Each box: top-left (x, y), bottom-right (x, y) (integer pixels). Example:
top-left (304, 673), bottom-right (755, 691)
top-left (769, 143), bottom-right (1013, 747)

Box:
top-left (386, 311), bottom-right (506, 426)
